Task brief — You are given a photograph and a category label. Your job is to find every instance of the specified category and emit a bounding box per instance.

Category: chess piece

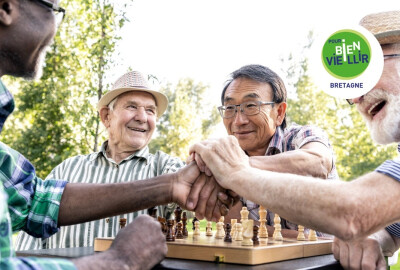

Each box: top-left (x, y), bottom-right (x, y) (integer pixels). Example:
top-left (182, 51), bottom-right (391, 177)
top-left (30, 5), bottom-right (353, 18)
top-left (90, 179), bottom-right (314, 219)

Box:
top-left (297, 225), bottom-right (306, 241)
top-left (240, 206), bottom-right (249, 223)
top-left (252, 225), bottom-right (260, 245)
top-left (224, 223), bottom-right (232, 242)
top-left (308, 229), bottom-right (318, 241)
top-left (215, 221), bottom-right (225, 239)
top-left (273, 214), bottom-right (283, 241)
top-left (219, 216), bottom-right (225, 236)
top-left (192, 217), bottom-right (199, 231)
top-left (166, 219), bottom-right (175, 241)
top-left (119, 218), bottom-right (127, 229)
top-left (230, 219), bottom-right (237, 237)
top-left (235, 223), bottom-right (243, 241)
top-left (258, 205), bottom-right (268, 238)
top-left (241, 219), bottom-right (254, 246)
top-left (193, 220), bottom-right (201, 236)
top-left (174, 206), bottom-right (182, 235)
top-left (206, 221), bottom-right (213, 236)
top-left (182, 212), bottom-right (188, 237)
top-left (147, 206), bottom-right (157, 219)
top-left (176, 222), bottom-right (184, 239)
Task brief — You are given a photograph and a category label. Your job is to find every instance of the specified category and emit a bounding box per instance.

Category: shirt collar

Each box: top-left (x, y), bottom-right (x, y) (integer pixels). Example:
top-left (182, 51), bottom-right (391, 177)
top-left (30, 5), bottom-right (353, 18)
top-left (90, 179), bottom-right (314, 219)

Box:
top-left (89, 141), bottom-right (150, 163)
top-left (0, 80), bottom-right (15, 133)
top-left (265, 126), bottom-right (284, 156)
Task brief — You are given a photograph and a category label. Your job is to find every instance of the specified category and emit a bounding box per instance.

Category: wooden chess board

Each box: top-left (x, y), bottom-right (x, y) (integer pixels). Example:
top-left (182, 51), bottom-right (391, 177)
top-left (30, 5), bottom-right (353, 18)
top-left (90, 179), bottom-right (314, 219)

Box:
top-left (94, 233), bottom-right (333, 265)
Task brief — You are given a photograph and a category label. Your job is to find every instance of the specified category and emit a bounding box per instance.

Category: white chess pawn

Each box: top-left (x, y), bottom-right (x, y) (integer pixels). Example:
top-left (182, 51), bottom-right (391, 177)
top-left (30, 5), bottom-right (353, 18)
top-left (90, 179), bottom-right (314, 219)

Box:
top-left (206, 221), bottom-right (213, 236)
top-left (193, 220), bottom-right (201, 236)
top-left (241, 219), bottom-right (254, 246)
top-left (308, 229), bottom-right (318, 241)
top-left (297, 225), bottom-right (306, 241)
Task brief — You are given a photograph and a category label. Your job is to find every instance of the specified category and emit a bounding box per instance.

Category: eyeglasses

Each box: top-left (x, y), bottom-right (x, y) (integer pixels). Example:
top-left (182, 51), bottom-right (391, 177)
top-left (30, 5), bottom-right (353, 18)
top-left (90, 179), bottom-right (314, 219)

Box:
top-left (33, 0), bottom-right (66, 25)
top-left (384, 54), bottom-right (400, 60)
top-left (346, 54), bottom-right (400, 106)
top-left (218, 101), bottom-right (275, 119)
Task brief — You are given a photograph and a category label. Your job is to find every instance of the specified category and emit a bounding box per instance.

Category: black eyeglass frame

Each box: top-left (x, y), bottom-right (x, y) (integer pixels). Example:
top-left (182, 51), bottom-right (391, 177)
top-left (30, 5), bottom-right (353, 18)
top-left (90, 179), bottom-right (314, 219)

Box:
top-left (34, 0), bottom-right (65, 21)
top-left (218, 101), bottom-right (275, 119)
top-left (346, 54), bottom-right (400, 105)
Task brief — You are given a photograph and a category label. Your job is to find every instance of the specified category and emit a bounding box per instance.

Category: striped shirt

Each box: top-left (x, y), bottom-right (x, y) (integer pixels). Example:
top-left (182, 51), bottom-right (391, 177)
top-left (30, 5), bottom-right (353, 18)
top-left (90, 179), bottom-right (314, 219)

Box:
top-left (376, 144), bottom-right (400, 238)
top-left (243, 123), bottom-right (338, 236)
top-left (15, 141), bottom-right (184, 250)
top-left (0, 80), bottom-right (76, 269)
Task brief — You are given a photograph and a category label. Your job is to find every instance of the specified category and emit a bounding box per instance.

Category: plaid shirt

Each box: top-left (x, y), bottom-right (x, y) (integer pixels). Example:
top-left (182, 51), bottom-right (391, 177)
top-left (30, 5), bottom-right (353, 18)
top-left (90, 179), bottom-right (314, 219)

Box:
top-left (376, 144), bottom-right (400, 238)
top-left (242, 124), bottom-right (338, 236)
top-left (0, 80), bottom-right (76, 269)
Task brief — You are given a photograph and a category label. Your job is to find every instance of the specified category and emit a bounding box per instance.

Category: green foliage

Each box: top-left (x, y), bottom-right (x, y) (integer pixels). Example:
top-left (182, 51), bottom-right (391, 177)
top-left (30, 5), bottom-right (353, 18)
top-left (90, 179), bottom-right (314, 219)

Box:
top-left (283, 33), bottom-right (397, 181)
top-left (149, 78), bottom-right (220, 159)
top-left (0, 0), bottom-right (129, 178)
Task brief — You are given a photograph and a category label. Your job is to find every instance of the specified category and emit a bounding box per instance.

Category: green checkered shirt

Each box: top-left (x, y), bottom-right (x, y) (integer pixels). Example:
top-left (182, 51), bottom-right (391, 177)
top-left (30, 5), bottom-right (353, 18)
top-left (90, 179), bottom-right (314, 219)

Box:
top-left (0, 80), bottom-right (76, 269)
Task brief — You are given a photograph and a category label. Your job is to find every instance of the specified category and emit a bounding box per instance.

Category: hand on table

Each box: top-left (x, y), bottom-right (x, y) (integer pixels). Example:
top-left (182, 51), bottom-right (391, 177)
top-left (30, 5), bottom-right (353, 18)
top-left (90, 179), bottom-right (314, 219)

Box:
top-left (332, 236), bottom-right (386, 270)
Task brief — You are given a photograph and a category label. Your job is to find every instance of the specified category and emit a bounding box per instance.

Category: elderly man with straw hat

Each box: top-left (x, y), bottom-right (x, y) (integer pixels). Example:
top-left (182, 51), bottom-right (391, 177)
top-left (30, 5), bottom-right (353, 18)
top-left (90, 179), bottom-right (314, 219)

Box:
top-left (187, 10), bottom-right (400, 270)
top-left (15, 71), bottom-right (230, 252)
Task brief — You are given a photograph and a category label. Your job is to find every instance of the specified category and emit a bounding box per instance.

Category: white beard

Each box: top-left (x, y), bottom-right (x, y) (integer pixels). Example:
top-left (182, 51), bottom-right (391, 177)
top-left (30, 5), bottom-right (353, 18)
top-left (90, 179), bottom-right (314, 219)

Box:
top-left (358, 89), bottom-right (400, 144)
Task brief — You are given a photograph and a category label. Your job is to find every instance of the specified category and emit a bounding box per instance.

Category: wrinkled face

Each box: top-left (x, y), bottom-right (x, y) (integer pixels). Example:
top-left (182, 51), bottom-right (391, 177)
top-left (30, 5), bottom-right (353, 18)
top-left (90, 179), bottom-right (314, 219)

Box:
top-left (107, 91), bottom-right (157, 152)
top-left (222, 77), bottom-right (283, 156)
top-left (0, 0), bottom-right (57, 79)
top-left (355, 43), bottom-right (400, 144)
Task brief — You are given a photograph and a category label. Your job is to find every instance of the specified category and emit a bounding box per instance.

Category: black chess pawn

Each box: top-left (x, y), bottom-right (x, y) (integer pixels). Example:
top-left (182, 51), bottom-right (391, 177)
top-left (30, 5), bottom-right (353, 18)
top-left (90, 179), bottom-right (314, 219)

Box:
top-left (182, 212), bottom-right (188, 237)
top-left (224, 223), bottom-right (232, 242)
top-left (166, 219), bottom-right (175, 242)
top-left (252, 225), bottom-right (260, 245)
top-left (176, 222), bottom-right (184, 239)
top-left (192, 217), bottom-right (199, 231)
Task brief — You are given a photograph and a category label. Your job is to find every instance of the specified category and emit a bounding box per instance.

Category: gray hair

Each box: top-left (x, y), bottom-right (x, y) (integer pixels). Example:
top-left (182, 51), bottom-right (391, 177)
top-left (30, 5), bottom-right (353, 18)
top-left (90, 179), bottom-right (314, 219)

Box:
top-left (108, 97), bottom-right (118, 111)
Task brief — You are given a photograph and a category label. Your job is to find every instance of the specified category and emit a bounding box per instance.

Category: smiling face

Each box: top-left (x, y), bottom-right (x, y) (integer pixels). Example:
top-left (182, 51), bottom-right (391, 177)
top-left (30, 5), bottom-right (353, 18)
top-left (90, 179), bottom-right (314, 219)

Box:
top-left (355, 43), bottom-right (400, 144)
top-left (222, 77), bottom-right (286, 156)
top-left (102, 91), bottom-right (157, 155)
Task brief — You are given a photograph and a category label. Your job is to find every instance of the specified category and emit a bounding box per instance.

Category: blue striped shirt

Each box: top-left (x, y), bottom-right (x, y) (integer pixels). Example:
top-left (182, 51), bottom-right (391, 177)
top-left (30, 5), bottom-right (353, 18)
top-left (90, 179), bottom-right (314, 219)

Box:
top-left (376, 144), bottom-right (400, 238)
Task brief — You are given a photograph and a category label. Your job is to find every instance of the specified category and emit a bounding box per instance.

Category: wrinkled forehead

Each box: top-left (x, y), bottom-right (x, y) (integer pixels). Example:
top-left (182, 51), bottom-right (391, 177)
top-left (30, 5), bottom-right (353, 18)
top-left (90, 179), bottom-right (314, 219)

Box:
top-left (117, 91), bottom-right (157, 106)
top-left (224, 78), bottom-right (273, 102)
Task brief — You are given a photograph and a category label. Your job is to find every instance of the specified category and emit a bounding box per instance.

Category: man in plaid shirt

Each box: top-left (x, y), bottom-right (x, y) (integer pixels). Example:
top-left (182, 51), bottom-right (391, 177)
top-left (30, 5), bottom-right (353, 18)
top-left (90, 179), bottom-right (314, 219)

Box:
top-left (0, 0), bottom-right (231, 269)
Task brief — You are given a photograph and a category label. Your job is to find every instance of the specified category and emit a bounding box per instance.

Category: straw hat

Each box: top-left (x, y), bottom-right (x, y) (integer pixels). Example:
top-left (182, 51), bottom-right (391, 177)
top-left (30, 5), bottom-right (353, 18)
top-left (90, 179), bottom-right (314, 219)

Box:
top-left (359, 10), bottom-right (400, 45)
top-left (98, 71), bottom-right (168, 117)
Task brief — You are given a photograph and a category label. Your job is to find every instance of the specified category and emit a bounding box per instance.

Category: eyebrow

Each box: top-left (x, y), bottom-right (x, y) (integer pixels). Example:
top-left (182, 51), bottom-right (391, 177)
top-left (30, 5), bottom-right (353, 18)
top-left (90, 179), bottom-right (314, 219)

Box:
top-left (224, 93), bottom-right (261, 103)
top-left (125, 101), bottom-right (157, 109)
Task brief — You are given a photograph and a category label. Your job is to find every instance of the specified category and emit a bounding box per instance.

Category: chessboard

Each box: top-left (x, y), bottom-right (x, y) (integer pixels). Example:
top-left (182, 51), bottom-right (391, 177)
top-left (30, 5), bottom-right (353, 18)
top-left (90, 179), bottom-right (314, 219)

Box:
top-left (94, 233), bottom-right (332, 265)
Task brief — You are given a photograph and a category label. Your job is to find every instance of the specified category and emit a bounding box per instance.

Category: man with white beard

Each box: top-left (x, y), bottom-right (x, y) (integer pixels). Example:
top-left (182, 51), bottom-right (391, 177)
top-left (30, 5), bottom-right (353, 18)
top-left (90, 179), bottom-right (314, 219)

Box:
top-left (188, 10), bottom-right (400, 270)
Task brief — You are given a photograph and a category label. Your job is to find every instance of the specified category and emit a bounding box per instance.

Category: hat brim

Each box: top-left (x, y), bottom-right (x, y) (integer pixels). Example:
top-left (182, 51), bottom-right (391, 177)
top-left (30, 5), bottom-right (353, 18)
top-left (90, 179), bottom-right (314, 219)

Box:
top-left (375, 30), bottom-right (400, 45)
top-left (97, 87), bottom-right (168, 117)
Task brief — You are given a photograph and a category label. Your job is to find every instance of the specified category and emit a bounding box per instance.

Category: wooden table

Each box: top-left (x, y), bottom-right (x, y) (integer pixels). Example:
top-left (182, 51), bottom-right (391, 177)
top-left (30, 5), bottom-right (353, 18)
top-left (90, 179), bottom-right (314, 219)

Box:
top-left (17, 246), bottom-right (343, 269)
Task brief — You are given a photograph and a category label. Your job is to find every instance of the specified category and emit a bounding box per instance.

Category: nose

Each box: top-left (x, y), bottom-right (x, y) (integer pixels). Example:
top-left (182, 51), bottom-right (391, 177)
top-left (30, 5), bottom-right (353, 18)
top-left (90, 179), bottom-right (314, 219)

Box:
top-left (232, 108), bottom-right (249, 125)
top-left (134, 107), bottom-right (147, 123)
top-left (351, 95), bottom-right (364, 104)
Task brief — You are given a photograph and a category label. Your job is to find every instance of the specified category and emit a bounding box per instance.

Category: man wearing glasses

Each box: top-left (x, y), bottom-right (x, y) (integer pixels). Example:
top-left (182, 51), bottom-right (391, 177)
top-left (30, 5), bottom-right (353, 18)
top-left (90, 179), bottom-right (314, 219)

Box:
top-left (190, 11), bottom-right (400, 270)
top-left (208, 64), bottom-right (338, 237)
top-left (0, 1), bottom-right (231, 269)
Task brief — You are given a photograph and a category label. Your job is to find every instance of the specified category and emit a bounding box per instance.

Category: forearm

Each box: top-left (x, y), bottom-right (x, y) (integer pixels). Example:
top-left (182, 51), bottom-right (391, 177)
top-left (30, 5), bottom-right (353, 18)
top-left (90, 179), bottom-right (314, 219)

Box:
top-left (229, 169), bottom-right (400, 241)
top-left (249, 145), bottom-right (332, 178)
top-left (72, 251), bottom-right (133, 270)
top-left (58, 173), bottom-right (175, 226)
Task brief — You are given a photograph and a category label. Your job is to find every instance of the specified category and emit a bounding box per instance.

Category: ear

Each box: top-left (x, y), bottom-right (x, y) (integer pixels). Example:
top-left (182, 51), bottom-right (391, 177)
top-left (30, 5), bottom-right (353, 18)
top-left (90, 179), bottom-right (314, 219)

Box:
top-left (99, 107), bottom-right (111, 128)
top-left (0, 0), bottom-right (17, 26)
top-left (275, 102), bottom-right (287, 126)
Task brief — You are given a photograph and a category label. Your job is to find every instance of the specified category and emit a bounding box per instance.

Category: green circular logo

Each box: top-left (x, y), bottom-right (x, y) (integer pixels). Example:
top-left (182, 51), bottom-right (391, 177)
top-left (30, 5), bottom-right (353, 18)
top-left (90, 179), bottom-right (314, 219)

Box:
top-left (321, 29), bottom-right (371, 79)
